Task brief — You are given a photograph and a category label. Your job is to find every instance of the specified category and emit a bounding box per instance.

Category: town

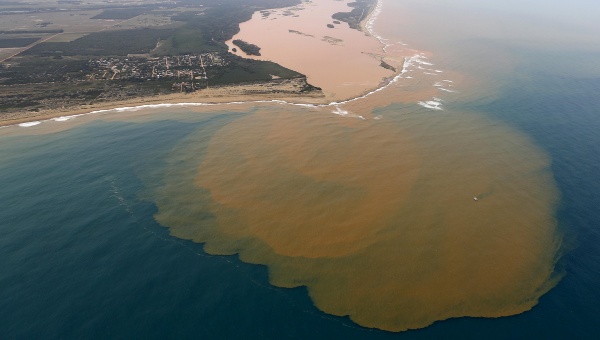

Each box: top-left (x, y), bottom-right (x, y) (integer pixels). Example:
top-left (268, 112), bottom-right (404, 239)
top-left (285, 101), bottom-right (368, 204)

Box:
top-left (86, 52), bottom-right (227, 92)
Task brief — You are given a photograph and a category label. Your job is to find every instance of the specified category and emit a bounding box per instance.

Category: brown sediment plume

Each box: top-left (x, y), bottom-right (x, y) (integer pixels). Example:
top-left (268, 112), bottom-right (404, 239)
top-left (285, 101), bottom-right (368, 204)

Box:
top-left (150, 102), bottom-right (563, 331)
top-left (195, 110), bottom-right (420, 258)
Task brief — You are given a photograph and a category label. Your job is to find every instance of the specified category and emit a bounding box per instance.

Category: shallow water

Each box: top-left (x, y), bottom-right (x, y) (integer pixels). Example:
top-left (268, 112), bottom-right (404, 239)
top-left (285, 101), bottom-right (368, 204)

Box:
top-left (1, 0), bottom-right (600, 337)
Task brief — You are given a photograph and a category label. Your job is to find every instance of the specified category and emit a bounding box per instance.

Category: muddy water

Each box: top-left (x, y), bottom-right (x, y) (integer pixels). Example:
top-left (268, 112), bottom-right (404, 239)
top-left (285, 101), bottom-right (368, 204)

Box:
top-left (226, 0), bottom-right (394, 101)
top-left (141, 0), bottom-right (564, 332)
top-left (146, 99), bottom-right (561, 331)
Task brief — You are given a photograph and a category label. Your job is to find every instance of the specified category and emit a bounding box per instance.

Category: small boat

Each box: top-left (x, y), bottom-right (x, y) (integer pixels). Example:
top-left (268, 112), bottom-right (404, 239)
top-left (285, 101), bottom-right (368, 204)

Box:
top-left (473, 197), bottom-right (478, 201)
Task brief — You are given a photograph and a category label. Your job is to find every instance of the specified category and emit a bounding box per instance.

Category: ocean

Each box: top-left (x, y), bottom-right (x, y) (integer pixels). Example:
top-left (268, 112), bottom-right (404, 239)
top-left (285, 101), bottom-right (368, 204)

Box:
top-left (1, 0), bottom-right (600, 338)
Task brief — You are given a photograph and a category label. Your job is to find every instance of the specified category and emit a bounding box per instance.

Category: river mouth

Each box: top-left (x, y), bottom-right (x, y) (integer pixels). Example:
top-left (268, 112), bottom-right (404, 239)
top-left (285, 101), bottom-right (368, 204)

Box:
top-left (225, 0), bottom-right (400, 102)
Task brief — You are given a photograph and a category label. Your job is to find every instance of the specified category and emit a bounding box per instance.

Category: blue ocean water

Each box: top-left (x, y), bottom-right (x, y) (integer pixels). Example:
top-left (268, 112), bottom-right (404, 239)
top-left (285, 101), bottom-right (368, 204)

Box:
top-left (2, 2), bottom-right (600, 339)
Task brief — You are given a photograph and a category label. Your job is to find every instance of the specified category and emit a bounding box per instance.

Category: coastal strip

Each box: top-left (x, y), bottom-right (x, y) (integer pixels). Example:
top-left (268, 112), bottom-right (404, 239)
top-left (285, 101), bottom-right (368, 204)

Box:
top-left (1, 52), bottom-right (425, 129)
top-left (0, 0), bottom-right (431, 129)
top-left (0, 79), bottom-right (326, 128)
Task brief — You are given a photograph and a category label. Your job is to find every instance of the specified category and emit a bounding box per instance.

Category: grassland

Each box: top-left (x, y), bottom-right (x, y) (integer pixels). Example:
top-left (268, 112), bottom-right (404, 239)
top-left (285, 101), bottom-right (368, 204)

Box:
top-left (0, 37), bottom-right (39, 48)
top-left (24, 28), bottom-right (176, 56)
top-left (91, 8), bottom-right (152, 20)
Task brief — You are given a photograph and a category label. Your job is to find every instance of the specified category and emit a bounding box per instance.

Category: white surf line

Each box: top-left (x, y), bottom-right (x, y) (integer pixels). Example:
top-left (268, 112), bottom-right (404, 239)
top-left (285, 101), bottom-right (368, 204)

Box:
top-left (414, 55), bottom-right (460, 96)
top-left (325, 51), bottom-right (457, 116)
top-left (3, 100), bottom-right (324, 129)
top-left (418, 99), bottom-right (443, 110)
top-left (329, 53), bottom-right (420, 107)
top-left (434, 81), bottom-right (458, 93)
top-left (437, 87), bottom-right (458, 93)
top-left (364, 0), bottom-right (392, 53)
top-left (418, 96), bottom-right (446, 111)
top-left (18, 121), bottom-right (41, 127)
top-left (332, 106), bottom-right (366, 120)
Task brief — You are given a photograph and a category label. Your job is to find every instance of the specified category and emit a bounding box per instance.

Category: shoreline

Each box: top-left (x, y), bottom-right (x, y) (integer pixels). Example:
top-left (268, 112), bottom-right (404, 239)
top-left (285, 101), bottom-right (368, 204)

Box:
top-left (361, 0), bottom-right (381, 33)
top-left (1, 0), bottom-right (403, 130)
top-left (362, 0), bottom-right (390, 52)
top-left (0, 82), bottom-right (327, 128)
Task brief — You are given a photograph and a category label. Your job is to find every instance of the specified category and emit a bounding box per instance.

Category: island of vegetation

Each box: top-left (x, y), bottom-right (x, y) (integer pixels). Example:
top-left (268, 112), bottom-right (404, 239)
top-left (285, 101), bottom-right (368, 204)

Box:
top-left (0, 0), bottom-right (322, 123)
top-left (232, 39), bottom-right (261, 56)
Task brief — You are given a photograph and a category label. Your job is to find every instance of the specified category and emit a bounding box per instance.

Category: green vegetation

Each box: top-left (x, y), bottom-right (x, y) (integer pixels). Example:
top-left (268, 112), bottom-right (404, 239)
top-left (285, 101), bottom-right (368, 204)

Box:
top-left (0, 37), bottom-right (39, 48)
top-left (165, 6), bottom-right (252, 53)
top-left (232, 40), bottom-right (261, 56)
top-left (24, 28), bottom-right (174, 56)
top-left (0, 29), bottom-right (63, 34)
top-left (91, 8), bottom-right (150, 20)
top-left (210, 55), bottom-right (300, 85)
top-left (0, 57), bottom-right (91, 85)
top-left (154, 27), bottom-right (217, 56)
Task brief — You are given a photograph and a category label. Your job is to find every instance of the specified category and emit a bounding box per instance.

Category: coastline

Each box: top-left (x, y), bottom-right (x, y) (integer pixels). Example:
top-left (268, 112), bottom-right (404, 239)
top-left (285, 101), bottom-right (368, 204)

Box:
top-left (0, 79), bottom-right (327, 128)
top-left (360, 0), bottom-right (380, 33)
top-left (362, 0), bottom-right (389, 51)
top-left (1, 0), bottom-right (395, 130)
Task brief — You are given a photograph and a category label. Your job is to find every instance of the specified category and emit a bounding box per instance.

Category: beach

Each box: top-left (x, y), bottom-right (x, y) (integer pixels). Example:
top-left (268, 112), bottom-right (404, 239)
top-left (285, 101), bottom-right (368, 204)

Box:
top-left (0, 78), bottom-right (327, 128)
